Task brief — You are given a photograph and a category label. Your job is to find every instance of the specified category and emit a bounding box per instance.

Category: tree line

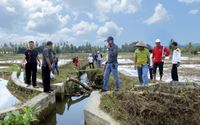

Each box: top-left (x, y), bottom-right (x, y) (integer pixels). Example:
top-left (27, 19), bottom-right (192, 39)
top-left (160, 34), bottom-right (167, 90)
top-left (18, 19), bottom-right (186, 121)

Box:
top-left (0, 41), bottom-right (199, 55)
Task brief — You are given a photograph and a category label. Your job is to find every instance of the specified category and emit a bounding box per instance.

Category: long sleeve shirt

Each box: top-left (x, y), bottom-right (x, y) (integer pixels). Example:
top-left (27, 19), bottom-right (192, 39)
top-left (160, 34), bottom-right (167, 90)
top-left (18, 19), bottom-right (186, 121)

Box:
top-left (172, 48), bottom-right (181, 64)
top-left (107, 43), bottom-right (118, 64)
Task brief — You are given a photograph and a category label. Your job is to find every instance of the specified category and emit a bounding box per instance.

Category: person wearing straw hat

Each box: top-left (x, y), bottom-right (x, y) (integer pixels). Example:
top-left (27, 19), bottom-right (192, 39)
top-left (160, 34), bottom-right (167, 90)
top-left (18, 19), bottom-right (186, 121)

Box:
top-left (134, 41), bottom-right (150, 86)
top-left (152, 39), bottom-right (170, 83)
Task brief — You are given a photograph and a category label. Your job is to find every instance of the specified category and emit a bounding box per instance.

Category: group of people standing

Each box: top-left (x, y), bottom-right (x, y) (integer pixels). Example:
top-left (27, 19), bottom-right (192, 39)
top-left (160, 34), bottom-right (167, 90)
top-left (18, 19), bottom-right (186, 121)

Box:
top-left (21, 41), bottom-right (55, 93)
top-left (87, 51), bottom-right (103, 69)
top-left (134, 39), bottom-right (181, 86)
top-left (21, 37), bottom-right (181, 94)
top-left (101, 36), bottom-right (181, 92)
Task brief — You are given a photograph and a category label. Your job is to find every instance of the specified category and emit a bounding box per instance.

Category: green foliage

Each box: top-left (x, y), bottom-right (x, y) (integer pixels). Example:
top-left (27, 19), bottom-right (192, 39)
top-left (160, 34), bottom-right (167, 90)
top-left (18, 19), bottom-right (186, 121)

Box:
top-left (0, 107), bottom-right (34, 125)
top-left (6, 65), bottom-right (19, 73)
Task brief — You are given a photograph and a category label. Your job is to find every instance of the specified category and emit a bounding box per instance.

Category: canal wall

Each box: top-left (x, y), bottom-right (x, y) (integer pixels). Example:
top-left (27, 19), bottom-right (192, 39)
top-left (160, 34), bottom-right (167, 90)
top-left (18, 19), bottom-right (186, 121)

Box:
top-left (0, 72), bottom-right (56, 123)
top-left (84, 91), bottom-right (120, 125)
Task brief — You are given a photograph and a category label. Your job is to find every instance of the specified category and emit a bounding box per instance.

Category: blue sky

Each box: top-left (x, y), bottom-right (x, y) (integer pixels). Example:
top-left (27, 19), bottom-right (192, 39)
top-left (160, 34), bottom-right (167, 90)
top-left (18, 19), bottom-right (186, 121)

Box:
top-left (0, 0), bottom-right (200, 46)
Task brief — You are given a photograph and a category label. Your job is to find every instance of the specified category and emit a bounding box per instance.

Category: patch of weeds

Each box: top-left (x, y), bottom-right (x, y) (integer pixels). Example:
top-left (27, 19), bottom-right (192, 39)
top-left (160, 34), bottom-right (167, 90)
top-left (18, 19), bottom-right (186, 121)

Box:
top-left (0, 107), bottom-right (37, 125)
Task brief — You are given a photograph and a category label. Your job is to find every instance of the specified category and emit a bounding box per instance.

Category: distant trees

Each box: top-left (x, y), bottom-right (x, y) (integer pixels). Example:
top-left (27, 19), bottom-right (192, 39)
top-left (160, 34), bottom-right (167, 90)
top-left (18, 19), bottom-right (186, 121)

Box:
top-left (0, 42), bottom-right (107, 54)
top-left (0, 41), bottom-right (199, 55)
top-left (181, 42), bottom-right (200, 55)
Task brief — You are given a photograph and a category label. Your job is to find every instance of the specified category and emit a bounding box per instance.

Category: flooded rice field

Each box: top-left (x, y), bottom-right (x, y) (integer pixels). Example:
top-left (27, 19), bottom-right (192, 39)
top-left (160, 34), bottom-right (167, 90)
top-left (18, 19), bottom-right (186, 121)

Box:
top-left (118, 59), bottom-right (200, 83)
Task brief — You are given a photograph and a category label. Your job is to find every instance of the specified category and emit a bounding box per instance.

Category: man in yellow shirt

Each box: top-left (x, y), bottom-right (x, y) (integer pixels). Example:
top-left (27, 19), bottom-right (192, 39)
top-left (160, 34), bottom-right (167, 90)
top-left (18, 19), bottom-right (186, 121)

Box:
top-left (134, 41), bottom-right (150, 86)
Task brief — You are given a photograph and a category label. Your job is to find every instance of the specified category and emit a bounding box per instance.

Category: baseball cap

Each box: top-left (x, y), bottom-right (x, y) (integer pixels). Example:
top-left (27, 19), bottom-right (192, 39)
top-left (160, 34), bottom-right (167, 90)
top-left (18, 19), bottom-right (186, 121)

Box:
top-left (105, 36), bottom-right (114, 42)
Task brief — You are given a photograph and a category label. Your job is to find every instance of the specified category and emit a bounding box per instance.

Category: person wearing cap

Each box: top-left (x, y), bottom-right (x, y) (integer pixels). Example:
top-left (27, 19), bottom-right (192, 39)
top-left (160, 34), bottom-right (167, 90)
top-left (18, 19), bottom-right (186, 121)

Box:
top-left (102, 36), bottom-right (120, 92)
top-left (42, 41), bottom-right (53, 93)
top-left (152, 39), bottom-right (170, 83)
top-left (134, 41), bottom-right (150, 86)
top-left (88, 54), bottom-right (94, 69)
top-left (21, 41), bottom-right (41, 88)
top-left (96, 51), bottom-right (103, 68)
top-left (171, 41), bottom-right (181, 81)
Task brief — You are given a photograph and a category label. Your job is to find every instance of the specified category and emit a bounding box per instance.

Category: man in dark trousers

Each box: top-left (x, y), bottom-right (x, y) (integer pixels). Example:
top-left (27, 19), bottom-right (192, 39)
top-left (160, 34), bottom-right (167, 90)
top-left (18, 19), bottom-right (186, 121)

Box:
top-left (42, 41), bottom-right (53, 93)
top-left (152, 39), bottom-right (170, 82)
top-left (171, 42), bottom-right (181, 81)
top-left (21, 41), bottom-right (40, 88)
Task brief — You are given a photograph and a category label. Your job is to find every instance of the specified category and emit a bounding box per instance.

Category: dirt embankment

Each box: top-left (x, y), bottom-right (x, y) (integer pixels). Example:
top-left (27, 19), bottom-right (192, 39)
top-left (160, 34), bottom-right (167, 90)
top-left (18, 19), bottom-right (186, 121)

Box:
top-left (101, 84), bottom-right (200, 125)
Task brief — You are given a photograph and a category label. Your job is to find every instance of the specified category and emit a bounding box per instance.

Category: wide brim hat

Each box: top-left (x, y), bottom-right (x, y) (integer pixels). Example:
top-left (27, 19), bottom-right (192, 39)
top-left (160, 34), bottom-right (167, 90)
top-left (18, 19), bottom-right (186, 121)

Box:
top-left (135, 41), bottom-right (147, 48)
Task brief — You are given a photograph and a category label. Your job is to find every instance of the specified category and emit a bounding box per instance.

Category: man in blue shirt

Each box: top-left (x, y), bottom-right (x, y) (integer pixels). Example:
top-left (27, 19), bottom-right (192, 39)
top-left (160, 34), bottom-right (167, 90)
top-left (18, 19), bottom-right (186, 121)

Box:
top-left (102, 36), bottom-right (120, 92)
top-left (21, 41), bottom-right (40, 88)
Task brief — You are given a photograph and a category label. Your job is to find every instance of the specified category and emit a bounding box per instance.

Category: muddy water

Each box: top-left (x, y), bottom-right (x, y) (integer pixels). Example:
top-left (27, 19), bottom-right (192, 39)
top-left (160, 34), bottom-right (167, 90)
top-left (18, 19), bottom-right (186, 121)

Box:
top-left (0, 78), bottom-right (19, 110)
top-left (41, 96), bottom-right (88, 125)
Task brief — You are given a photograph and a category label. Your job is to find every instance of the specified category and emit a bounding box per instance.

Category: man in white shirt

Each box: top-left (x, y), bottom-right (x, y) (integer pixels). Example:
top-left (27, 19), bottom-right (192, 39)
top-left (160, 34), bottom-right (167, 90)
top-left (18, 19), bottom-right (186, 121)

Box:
top-left (171, 42), bottom-right (181, 81)
top-left (149, 50), bottom-right (154, 81)
top-left (88, 54), bottom-right (94, 69)
top-left (96, 51), bottom-right (103, 68)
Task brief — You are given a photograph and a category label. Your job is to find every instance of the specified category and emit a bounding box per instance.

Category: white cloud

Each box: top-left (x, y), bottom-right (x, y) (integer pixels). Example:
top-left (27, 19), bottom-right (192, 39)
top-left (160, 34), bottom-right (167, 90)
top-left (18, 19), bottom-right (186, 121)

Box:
top-left (178, 0), bottom-right (200, 3)
top-left (97, 21), bottom-right (123, 37)
top-left (26, 1), bottom-right (70, 34)
top-left (72, 21), bottom-right (98, 36)
top-left (0, 0), bottom-right (25, 29)
top-left (144, 3), bottom-right (169, 25)
top-left (188, 9), bottom-right (199, 14)
top-left (95, 0), bottom-right (142, 14)
top-left (0, 28), bottom-right (74, 44)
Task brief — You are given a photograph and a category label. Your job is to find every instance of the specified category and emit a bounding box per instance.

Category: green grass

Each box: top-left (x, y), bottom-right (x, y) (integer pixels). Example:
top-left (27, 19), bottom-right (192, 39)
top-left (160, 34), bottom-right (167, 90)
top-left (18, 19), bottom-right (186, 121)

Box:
top-left (7, 80), bottom-right (40, 102)
top-left (6, 65), bottom-right (19, 72)
top-left (37, 60), bottom-right (88, 84)
top-left (107, 73), bottom-right (137, 91)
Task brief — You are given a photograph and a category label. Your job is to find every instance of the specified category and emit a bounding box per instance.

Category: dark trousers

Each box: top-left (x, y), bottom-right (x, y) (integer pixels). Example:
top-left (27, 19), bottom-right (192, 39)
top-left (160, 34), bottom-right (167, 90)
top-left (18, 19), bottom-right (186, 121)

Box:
top-left (42, 66), bottom-right (51, 92)
top-left (149, 67), bottom-right (154, 80)
top-left (171, 64), bottom-right (179, 81)
top-left (89, 63), bottom-right (94, 69)
top-left (153, 62), bottom-right (164, 76)
top-left (25, 63), bottom-right (37, 86)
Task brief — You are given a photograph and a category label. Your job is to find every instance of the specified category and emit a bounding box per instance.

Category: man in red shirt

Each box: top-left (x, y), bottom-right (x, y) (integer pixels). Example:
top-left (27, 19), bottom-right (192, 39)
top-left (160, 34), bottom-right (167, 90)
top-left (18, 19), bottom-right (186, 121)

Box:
top-left (152, 39), bottom-right (170, 83)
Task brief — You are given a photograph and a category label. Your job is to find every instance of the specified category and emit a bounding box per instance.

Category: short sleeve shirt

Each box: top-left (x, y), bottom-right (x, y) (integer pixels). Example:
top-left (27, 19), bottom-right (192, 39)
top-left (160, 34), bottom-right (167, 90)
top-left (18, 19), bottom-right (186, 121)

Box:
top-left (24, 49), bottom-right (38, 64)
top-left (134, 48), bottom-right (149, 66)
top-left (42, 48), bottom-right (53, 67)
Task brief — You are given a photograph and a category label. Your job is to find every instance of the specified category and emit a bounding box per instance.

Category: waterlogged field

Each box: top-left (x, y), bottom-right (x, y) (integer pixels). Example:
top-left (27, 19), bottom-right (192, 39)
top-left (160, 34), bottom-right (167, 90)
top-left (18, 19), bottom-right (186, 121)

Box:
top-left (117, 53), bottom-right (200, 83)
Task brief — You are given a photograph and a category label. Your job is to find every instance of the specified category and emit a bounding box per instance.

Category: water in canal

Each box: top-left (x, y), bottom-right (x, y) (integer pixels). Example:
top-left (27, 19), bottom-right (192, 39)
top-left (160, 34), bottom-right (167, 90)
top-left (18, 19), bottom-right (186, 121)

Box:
top-left (41, 73), bottom-right (90, 125)
top-left (41, 96), bottom-right (88, 125)
top-left (0, 78), bottom-right (19, 110)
